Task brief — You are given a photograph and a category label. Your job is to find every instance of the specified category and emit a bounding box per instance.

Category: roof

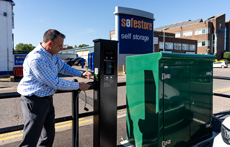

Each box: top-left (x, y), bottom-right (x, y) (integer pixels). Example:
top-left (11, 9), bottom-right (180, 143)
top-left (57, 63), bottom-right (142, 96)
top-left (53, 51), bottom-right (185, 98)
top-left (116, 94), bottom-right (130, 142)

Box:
top-left (155, 14), bottom-right (226, 31)
top-left (155, 19), bottom-right (203, 31)
top-left (75, 46), bottom-right (94, 53)
top-left (3, 0), bottom-right (13, 2)
top-left (60, 46), bottom-right (95, 54)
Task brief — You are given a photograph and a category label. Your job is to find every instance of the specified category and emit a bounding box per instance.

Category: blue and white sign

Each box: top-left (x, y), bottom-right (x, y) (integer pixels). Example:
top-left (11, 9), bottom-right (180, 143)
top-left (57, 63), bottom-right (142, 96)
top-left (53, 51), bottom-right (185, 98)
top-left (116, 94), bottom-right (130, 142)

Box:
top-left (114, 6), bottom-right (154, 71)
top-left (15, 55), bottom-right (26, 65)
top-left (118, 14), bottom-right (153, 54)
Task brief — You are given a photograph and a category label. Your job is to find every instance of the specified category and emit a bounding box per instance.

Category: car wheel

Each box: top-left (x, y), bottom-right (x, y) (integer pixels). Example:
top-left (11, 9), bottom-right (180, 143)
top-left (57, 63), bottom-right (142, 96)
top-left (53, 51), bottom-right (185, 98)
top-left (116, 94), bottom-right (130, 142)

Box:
top-left (221, 65), bottom-right (224, 68)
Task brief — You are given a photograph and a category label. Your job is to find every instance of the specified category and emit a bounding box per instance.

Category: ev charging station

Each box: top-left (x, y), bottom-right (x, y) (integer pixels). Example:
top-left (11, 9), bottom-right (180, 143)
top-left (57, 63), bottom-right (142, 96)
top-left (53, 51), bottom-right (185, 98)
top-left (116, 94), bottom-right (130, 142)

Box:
top-left (93, 39), bottom-right (118, 147)
top-left (72, 39), bottom-right (118, 147)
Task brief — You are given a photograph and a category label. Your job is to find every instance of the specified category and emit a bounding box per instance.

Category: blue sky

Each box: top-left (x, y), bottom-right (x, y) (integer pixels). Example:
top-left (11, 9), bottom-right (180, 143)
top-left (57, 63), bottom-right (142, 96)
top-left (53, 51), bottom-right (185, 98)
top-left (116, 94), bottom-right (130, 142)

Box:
top-left (13, 0), bottom-right (230, 48)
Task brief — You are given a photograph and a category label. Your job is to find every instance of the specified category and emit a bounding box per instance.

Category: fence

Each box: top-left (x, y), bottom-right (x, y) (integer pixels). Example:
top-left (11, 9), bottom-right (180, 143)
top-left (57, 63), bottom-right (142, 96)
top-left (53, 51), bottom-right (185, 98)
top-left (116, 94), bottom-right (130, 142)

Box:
top-left (0, 76), bottom-right (228, 135)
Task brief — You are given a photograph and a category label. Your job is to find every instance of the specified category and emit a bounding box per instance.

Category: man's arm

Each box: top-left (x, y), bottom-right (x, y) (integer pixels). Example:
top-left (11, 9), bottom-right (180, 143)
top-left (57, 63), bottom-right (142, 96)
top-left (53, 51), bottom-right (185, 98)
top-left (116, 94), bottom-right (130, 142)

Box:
top-left (30, 59), bottom-right (80, 90)
top-left (57, 57), bottom-right (92, 79)
top-left (57, 57), bottom-right (82, 77)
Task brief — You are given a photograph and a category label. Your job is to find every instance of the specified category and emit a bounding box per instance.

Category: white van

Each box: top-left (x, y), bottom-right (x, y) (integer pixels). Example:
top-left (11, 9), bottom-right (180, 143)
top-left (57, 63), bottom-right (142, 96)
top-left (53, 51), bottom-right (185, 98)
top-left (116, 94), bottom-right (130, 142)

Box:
top-left (213, 61), bottom-right (228, 68)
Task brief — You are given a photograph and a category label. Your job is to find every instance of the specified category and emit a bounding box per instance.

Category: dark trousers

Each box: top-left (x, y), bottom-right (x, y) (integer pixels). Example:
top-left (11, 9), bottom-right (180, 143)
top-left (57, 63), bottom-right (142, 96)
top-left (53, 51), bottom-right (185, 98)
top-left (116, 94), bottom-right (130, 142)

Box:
top-left (19, 95), bottom-right (55, 147)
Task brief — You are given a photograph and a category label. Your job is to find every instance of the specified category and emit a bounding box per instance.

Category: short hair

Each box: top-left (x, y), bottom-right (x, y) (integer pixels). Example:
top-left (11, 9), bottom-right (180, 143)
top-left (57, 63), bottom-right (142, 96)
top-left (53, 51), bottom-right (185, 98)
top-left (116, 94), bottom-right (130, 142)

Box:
top-left (43, 29), bottom-right (66, 43)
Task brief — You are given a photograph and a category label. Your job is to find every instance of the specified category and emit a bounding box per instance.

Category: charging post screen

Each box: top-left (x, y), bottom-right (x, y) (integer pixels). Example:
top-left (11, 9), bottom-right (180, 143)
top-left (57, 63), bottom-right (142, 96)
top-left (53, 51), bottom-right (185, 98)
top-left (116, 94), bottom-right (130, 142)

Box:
top-left (105, 61), bottom-right (114, 75)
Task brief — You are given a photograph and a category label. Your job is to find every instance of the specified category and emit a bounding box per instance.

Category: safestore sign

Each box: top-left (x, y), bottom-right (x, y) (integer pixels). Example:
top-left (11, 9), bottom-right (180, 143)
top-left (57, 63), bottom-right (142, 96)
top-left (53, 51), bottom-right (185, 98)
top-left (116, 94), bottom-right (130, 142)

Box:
top-left (114, 6), bottom-right (154, 54)
top-left (15, 55), bottom-right (26, 65)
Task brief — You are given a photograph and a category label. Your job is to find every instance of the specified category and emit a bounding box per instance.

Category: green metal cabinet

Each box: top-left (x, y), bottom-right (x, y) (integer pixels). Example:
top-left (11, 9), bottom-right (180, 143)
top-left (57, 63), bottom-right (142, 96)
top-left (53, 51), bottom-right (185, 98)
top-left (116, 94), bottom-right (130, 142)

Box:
top-left (126, 52), bottom-right (215, 147)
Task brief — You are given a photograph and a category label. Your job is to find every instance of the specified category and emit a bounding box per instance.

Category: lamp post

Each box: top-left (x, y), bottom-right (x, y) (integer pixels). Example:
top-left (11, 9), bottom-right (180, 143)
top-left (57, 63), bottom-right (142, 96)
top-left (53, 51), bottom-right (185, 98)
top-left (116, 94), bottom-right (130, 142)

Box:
top-left (204, 23), bottom-right (207, 54)
top-left (163, 28), bottom-right (169, 52)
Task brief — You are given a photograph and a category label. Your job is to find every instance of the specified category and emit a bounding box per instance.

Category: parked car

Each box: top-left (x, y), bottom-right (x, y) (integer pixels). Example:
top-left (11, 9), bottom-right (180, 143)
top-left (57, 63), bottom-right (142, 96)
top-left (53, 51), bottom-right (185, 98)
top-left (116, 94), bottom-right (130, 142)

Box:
top-left (62, 58), bottom-right (73, 63)
top-left (66, 57), bottom-right (85, 66)
top-left (213, 61), bottom-right (228, 68)
top-left (66, 57), bottom-right (79, 66)
top-left (213, 116), bottom-right (230, 146)
top-left (75, 58), bottom-right (86, 66)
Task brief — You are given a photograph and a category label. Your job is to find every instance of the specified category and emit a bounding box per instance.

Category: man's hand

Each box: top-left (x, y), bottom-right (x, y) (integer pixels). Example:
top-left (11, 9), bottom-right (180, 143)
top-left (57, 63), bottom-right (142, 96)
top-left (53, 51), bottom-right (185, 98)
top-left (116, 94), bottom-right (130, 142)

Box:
top-left (79, 82), bottom-right (90, 91)
top-left (81, 71), bottom-right (92, 79)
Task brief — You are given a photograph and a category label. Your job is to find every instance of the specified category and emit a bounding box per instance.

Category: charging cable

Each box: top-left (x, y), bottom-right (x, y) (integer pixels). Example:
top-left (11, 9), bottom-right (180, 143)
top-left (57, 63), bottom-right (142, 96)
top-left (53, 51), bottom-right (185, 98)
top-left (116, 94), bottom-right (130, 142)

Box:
top-left (75, 90), bottom-right (89, 111)
top-left (83, 91), bottom-right (89, 111)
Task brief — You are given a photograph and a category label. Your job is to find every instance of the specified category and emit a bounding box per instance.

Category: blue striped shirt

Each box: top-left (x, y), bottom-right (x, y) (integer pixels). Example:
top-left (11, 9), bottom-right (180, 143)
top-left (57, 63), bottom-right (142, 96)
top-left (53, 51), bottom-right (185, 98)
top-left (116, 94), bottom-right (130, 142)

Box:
top-left (17, 44), bottom-right (82, 97)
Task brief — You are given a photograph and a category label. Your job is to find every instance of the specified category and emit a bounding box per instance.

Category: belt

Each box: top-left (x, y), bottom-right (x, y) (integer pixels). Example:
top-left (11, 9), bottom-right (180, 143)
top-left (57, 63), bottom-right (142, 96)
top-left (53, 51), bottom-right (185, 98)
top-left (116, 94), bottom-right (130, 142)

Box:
top-left (25, 94), bottom-right (53, 99)
top-left (40, 95), bottom-right (53, 99)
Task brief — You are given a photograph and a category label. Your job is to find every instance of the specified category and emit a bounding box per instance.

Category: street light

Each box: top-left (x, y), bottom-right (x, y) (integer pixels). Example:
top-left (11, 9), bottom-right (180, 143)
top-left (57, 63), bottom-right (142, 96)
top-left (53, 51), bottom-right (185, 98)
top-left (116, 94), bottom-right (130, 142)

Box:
top-left (163, 28), bottom-right (169, 52)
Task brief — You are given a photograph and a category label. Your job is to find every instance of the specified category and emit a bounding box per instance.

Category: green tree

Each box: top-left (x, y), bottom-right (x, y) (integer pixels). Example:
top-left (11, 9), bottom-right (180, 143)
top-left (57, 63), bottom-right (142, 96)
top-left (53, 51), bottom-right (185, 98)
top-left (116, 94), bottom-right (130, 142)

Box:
top-left (14, 43), bottom-right (35, 52)
top-left (74, 45), bottom-right (78, 48)
top-left (78, 44), bottom-right (89, 48)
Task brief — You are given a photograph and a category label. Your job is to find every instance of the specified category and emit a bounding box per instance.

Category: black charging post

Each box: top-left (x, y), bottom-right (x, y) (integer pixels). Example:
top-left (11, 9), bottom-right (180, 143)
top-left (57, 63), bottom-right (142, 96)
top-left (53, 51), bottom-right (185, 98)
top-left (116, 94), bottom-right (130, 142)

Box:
top-left (93, 39), bottom-right (118, 147)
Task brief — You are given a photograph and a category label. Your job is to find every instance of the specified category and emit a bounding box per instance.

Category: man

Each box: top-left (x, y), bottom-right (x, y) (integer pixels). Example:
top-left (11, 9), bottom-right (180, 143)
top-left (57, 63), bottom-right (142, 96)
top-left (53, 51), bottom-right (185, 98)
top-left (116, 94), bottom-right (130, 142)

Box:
top-left (17, 29), bottom-right (91, 147)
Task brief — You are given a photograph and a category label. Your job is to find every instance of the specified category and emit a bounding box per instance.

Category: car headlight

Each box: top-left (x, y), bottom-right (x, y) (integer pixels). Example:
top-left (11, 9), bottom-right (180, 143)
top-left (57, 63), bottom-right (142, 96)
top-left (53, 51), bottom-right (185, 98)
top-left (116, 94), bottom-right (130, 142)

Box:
top-left (221, 124), bottom-right (230, 145)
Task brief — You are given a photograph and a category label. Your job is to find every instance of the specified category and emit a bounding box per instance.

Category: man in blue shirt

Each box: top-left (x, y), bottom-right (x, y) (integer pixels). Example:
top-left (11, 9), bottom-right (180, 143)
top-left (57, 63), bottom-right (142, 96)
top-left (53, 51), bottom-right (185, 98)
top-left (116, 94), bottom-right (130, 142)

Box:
top-left (18, 29), bottom-right (91, 147)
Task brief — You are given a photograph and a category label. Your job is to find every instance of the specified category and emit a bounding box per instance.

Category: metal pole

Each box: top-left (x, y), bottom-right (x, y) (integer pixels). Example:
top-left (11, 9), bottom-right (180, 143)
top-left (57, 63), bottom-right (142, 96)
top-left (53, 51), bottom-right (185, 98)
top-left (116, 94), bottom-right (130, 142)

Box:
top-left (72, 79), bottom-right (79, 147)
top-left (163, 31), bottom-right (165, 52)
top-left (163, 28), bottom-right (168, 52)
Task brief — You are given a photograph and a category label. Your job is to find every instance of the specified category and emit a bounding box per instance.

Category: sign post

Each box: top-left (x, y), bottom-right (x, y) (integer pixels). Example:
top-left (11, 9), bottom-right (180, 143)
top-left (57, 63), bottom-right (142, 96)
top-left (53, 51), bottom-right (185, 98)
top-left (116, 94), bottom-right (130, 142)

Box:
top-left (114, 6), bottom-right (155, 71)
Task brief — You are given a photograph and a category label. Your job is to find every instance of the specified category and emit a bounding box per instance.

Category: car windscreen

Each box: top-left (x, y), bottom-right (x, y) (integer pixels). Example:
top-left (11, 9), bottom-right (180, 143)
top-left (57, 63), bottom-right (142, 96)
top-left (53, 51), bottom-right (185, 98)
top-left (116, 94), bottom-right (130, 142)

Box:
top-left (71, 58), bottom-right (80, 62)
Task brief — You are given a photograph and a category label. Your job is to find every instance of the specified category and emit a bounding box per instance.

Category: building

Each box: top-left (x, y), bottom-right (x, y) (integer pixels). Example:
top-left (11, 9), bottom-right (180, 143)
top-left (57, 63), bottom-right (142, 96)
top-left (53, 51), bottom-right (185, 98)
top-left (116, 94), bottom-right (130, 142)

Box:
top-left (62, 45), bottom-right (73, 50)
top-left (0, 0), bottom-right (15, 74)
top-left (154, 31), bottom-right (197, 54)
top-left (110, 30), bottom-right (197, 54)
top-left (155, 14), bottom-right (230, 59)
top-left (59, 46), bottom-right (94, 62)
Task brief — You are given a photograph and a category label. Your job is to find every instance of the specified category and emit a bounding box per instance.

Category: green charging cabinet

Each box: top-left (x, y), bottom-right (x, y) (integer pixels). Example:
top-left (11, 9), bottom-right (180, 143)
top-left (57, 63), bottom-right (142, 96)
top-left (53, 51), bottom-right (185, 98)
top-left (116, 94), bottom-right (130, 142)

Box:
top-left (126, 52), bottom-right (215, 147)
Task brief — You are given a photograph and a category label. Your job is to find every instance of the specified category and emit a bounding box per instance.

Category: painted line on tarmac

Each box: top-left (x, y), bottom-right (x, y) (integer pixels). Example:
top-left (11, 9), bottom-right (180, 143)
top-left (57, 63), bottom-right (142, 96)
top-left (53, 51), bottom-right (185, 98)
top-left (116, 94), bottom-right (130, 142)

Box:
top-left (0, 112), bottom-right (127, 142)
top-left (0, 86), bottom-right (17, 91)
top-left (0, 118), bottom-right (88, 142)
top-left (0, 130), bottom-right (23, 141)
top-left (0, 131), bottom-right (21, 137)
top-left (213, 87), bottom-right (230, 93)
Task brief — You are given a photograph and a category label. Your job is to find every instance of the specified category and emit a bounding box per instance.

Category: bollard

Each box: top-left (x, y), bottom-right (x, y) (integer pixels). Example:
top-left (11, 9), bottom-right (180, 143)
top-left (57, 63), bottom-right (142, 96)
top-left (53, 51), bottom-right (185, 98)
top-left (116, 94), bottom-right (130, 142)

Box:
top-left (72, 79), bottom-right (79, 147)
top-left (81, 58), bottom-right (84, 68)
top-left (117, 64), bottom-right (119, 73)
top-left (123, 65), bottom-right (125, 74)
